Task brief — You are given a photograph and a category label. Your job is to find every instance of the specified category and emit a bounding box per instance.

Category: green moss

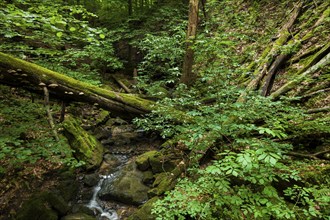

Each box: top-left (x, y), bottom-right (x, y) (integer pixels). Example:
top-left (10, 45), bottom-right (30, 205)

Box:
top-left (127, 197), bottom-right (159, 220)
top-left (136, 151), bottom-right (160, 171)
top-left (61, 213), bottom-right (96, 220)
top-left (0, 52), bottom-right (155, 112)
top-left (301, 164), bottom-right (330, 185)
top-left (63, 115), bottom-right (104, 170)
top-left (148, 172), bottom-right (175, 197)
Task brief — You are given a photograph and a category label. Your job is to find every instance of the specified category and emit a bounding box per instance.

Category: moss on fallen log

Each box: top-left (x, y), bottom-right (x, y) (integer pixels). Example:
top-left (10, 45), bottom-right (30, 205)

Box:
top-left (0, 52), bottom-right (155, 119)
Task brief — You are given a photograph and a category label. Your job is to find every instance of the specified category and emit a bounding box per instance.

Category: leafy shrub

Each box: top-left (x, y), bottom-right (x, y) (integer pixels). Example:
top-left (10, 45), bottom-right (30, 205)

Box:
top-left (0, 86), bottom-right (80, 174)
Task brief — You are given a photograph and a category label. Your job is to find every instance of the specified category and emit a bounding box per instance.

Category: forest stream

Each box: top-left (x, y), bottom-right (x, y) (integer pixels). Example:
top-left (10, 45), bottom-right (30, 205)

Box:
top-left (1, 0), bottom-right (329, 219)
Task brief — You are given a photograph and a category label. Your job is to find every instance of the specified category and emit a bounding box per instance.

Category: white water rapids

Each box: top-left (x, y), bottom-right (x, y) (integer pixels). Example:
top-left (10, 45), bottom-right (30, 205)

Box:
top-left (86, 174), bottom-right (119, 220)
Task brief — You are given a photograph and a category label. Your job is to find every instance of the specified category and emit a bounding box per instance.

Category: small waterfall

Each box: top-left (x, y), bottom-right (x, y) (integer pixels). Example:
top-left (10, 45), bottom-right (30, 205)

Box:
top-left (86, 174), bottom-right (119, 220)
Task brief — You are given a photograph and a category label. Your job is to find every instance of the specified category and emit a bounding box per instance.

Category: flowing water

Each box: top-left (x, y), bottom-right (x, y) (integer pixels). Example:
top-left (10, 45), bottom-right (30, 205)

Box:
top-left (86, 175), bottom-right (119, 220)
top-left (86, 154), bottom-right (128, 220)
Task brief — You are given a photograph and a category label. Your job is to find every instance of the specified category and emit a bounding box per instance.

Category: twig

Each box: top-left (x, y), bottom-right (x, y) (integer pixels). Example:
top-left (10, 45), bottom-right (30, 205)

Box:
top-left (307, 106), bottom-right (330, 114)
top-left (42, 85), bottom-right (59, 141)
top-left (286, 149), bottom-right (330, 160)
top-left (112, 75), bottom-right (131, 93)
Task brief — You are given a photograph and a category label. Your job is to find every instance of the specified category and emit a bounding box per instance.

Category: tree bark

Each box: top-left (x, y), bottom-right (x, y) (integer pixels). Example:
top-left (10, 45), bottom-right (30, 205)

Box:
top-left (270, 48), bottom-right (330, 100)
top-left (180, 0), bottom-right (199, 86)
top-left (0, 52), bottom-right (155, 119)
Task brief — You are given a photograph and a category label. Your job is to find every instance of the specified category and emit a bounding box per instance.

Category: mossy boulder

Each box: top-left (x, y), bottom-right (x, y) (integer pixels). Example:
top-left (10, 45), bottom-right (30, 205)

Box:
top-left (135, 151), bottom-right (159, 171)
top-left (63, 115), bottom-right (104, 170)
top-left (127, 196), bottom-right (159, 220)
top-left (142, 170), bottom-right (154, 185)
top-left (98, 162), bottom-right (150, 205)
top-left (136, 150), bottom-right (177, 173)
top-left (148, 172), bottom-right (176, 197)
top-left (16, 191), bottom-right (69, 220)
top-left (61, 213), bottom-right (96, 220)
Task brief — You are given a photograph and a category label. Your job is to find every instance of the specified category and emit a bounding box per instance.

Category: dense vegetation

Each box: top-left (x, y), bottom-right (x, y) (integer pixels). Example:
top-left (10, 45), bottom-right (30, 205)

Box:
top-left (0, 0), bottom-right (329, 219)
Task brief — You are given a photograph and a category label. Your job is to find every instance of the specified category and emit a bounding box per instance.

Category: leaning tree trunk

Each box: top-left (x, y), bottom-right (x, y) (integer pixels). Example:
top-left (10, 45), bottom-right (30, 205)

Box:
top-left (0, 52), bottom-right (155, 119)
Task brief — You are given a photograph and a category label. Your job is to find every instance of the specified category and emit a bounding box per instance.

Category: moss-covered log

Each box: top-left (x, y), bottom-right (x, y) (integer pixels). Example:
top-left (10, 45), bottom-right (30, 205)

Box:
top-left (270, 49), bottom-right (330, 100)
top-left (0, 52), bottom-right (155, 119)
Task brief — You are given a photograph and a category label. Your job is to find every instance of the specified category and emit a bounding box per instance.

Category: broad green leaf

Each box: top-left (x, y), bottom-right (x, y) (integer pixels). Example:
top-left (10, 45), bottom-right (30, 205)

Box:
top-left (56, 32), bottom-right (63, 37)
top-left (99, 33), bottom-right (105, 39)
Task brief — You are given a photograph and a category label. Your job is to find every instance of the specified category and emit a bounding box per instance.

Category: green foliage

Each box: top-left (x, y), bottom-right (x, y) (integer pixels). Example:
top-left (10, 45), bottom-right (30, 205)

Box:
top-left (133, 0), bottom-right (330, 215)
top-left (152, 148), bottom-right (301, 219)
top-left (0, 0), bottom-right (122, 85)
top-left (0, 87), bottom-right (81, 174)
top-left (128, 4), bottom-right (187, 97)
top-left (144, 91), bottom-right (329, 218)
top-left (135, 30), bottom-right (186, 97)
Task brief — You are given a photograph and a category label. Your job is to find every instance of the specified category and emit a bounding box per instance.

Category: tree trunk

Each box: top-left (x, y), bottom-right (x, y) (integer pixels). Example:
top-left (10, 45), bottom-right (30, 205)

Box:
top-left (0, 52), bottom-right (155, 120)
top-left (180, 0), bottom-right (199, 86)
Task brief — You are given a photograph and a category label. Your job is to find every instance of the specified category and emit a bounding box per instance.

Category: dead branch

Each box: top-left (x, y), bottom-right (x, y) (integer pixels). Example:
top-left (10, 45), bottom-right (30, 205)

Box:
top-left (286, 149), bottom-right (330, 160)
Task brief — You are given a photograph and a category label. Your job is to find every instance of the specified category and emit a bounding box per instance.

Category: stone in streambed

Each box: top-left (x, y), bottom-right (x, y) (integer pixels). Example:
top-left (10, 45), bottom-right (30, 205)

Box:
top-left (98, 162), bottom-right (150, 205)
top-left (61, 213), bottom-right (96, 220)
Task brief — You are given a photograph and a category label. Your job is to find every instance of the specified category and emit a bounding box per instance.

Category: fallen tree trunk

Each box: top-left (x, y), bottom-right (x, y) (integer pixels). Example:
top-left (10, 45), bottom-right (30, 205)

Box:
top-left (0, 52), bottom-right (155, 119)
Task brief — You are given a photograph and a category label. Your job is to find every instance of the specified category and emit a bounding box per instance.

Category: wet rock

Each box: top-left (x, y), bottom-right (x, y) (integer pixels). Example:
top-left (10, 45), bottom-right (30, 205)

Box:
top-left (83, 173), bottom-right (99, 187)
top-left (61, 213), bottom-right (96, 220)
top-left (106, 117), bottom-right (128, 126)
top-left (94, 126), bottom-right (112, 140)
top-left (71, 205), bottom-right (95, 216)
top-left (99, 154), bottom-right (122, 174)
top-left (103, 154), bottom-right (121, 165)
top-left (111, 125), bottom-right (139, 145)
top-left (63, 115), bottom-right (104, 170)
top-left (98, 162), bottom-right (150, 205)
top-left (127, 196), bottom-right (159, 220)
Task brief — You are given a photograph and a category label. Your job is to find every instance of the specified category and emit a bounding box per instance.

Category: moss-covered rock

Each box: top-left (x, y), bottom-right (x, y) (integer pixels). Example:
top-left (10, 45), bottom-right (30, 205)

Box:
top-left (16, 191), bottom-right (70, 220)
top-left (98, 161), bottom-right (150, 205)
top-left (127, 196), bottom-right (159, 220)
top-left (136, 151), bottom-right (160, 171)
top-left (148, 172), bottom-right (175, 197)
top-left (63, 115), bottom-right (104, 170)
top-left (142, 170), bottom-right (154, 185)
top-left (135, 150), bottom-right (177, 174)
top-left (61, 213), bottom-right (96, 220)
top-left (16, 198), bottom-right (58, 220)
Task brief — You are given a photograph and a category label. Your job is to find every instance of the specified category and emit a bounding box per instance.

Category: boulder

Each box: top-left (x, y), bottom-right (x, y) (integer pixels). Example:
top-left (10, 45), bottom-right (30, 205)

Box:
top-left (99, 154), bottom-right (122, 175)
top-left (63, 115), bottom-right (104, 170)
top-left (135, 150), bottom-right (177, 174)
top-left (16, 191), bottom-right (70, 220)
top-left (83, 173), bottom-right (100, 187)
top-left (98, 162), bottom-right (150, 205)
top-left (61, 213), bottom-right (96, 220)
top-left (127, 197), bottom-right (159, 220)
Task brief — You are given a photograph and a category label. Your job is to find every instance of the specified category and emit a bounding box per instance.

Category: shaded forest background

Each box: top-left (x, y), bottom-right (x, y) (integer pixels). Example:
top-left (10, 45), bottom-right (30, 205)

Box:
top-left (0, 0), bottom-right (329, 219)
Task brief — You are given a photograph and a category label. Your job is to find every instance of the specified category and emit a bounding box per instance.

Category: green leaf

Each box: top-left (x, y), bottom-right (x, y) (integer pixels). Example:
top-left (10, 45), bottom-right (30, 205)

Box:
top-left (269, 157), bottom-right (277, 166)
top-left (69, 27), bottom-right (76, 32)
top-left (56, 32), bottom-right (63, 37)
top-left (99, 33), bottom-right (105, 39)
